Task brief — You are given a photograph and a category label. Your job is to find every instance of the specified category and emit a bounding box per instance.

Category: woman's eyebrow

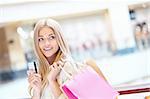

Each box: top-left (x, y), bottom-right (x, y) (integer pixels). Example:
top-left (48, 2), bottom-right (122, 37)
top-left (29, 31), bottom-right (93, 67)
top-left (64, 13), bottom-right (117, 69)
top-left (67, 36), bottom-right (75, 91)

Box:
top-left (38, 35), bottom-right (43, 37)
top-left (38, 33), bottom-right (54, 37)
top-left (48, 33), bottom-right (54, 36)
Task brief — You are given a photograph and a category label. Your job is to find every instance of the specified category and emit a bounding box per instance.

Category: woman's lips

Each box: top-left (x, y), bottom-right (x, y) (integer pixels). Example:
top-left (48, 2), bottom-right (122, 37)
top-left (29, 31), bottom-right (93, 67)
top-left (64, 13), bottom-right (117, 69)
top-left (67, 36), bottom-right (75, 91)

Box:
top-left (43, 47), bottom-right (52, 51)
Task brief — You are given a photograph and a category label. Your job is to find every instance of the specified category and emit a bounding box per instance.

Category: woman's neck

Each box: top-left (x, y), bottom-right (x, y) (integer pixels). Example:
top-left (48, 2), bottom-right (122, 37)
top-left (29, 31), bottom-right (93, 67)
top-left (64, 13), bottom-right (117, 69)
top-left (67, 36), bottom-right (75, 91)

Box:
top-left (47, 53), bottom-right (57, 65)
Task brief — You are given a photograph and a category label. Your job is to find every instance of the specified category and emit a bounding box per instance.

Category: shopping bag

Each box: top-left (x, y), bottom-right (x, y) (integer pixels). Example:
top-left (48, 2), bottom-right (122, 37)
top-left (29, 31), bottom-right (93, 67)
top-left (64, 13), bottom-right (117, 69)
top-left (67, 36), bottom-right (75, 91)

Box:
top-left (60, 60), bottom-right (119, 99)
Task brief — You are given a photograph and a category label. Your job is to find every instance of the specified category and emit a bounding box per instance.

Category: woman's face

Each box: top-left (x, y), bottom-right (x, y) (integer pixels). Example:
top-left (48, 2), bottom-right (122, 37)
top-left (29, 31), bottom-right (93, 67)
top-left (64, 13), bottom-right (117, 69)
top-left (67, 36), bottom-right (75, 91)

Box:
top-left (135, 26), bottom-right (141, 33)
top-left (142, 25), bottom-right (148, 33)
top-left (38, 26), bottom-right (59, 58)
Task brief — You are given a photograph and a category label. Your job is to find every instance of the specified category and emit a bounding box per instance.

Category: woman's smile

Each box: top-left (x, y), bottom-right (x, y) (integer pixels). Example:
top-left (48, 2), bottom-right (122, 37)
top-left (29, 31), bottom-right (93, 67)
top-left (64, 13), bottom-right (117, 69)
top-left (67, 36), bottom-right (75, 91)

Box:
top-left (43, 47), bottom-right (53, 51)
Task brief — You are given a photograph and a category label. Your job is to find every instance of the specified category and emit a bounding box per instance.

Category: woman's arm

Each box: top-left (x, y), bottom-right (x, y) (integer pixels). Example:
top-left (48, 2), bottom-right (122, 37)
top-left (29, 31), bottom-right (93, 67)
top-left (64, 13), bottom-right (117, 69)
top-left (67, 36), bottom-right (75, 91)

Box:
top-left (47, 60), bottom-right (66, 99)
top-left (49, 80), bottom-right (67, 99)
top-left (48, 80), bottom-right (62, 98)
top-left (85, 59), bottom-right (107, 81)
top-left (27, 70), bottom-right (41, 99)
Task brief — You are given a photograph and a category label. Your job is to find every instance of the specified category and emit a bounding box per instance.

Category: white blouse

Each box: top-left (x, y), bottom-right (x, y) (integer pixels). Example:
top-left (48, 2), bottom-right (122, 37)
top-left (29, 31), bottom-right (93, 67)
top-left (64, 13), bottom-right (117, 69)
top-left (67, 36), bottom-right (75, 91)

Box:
top-left (41, 61), bottom-right (76, 99)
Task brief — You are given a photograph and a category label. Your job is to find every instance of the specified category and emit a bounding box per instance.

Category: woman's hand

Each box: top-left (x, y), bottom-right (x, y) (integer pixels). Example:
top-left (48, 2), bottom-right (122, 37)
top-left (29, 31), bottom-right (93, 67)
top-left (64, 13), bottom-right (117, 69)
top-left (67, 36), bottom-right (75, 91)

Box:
top-left (47, 59), bottom-right (66, 98)
top-left (47, 59), bottom-right (65, 82)
top-left (27, 70), bottom-right (42, 98)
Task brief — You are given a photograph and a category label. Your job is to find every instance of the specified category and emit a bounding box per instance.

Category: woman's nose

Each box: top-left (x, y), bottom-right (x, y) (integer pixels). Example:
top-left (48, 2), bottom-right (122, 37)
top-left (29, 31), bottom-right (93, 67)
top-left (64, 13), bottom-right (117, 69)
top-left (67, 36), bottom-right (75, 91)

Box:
top-left (45, 39), bottom-right (50, 46)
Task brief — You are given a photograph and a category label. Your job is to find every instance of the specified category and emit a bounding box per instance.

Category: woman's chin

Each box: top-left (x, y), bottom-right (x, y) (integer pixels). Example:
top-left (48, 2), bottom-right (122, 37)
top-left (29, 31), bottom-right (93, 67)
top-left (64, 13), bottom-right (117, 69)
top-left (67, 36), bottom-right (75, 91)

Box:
top-left (43, 53), bottom-right (53, 58)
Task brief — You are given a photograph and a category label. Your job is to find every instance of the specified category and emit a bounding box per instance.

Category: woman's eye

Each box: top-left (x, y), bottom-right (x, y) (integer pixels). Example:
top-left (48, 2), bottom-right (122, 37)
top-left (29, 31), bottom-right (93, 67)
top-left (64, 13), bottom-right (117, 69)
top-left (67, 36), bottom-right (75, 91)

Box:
top-left (49, 36), bottom-right (55, 40)
top-left (38, 38), bottom-right (44, 42)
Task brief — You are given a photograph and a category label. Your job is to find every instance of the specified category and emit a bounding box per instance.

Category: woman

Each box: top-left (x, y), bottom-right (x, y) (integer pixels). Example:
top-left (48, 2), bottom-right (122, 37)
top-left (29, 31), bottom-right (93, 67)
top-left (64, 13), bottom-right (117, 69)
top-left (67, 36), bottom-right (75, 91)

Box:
top-left (134, 23), bottom-right (143, 49)
top-left (141, 22), bottom-right (150, 48)
top-left (27, 19), bottom-right (107, 99)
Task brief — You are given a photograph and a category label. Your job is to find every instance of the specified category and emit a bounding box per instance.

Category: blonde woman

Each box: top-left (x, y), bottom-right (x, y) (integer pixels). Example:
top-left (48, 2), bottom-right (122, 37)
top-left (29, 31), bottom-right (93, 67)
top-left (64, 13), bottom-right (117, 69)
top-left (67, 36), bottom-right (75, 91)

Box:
top-left (27, 19), bottom-right (107, 99)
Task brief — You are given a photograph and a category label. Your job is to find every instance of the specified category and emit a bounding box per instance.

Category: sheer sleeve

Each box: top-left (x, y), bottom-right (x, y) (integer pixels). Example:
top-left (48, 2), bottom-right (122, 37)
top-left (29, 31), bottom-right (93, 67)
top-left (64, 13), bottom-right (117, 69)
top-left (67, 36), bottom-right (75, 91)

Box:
top-left (58, 93), bottom-right (67, 99)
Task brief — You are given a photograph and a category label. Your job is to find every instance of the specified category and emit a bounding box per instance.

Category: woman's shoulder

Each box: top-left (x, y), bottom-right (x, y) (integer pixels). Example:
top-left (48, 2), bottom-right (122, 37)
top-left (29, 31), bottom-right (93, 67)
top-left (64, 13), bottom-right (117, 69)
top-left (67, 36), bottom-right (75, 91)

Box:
top-left (83, 58), bottom-right (100, 73)
top-left (57, 61), bottom-right (75, 85)
top-left (84, 58), bottom-right (107, 81)
top-left (83, 58), bottom-right (97, 67)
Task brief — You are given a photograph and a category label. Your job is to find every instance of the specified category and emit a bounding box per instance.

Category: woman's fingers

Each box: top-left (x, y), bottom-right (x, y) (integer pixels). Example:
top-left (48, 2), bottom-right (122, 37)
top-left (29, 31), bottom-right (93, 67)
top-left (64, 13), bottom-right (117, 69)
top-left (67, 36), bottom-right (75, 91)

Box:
top-left (34, 74), bottom-right (41, 78)
top-left (49, 58), bottom-right (66, 70)
top-left (27, 70), bottom-right (35, 76)
top-left (29, 75), bottom-right (41, 82)
top-left (30, 77), bottom-right (41, 84)
top-left (30, 81), bottom-right (40, 89)
top-left (53, 61), bottom-right (64, 69)
top-left (27, 73), bottom-right (41, 84)
top-left (29, 76), bottom-right (41, 89)
top-left (51, 62), bottom-right (57, 69)
top-left (57, 61), bottom-right (64, 68)
top-left (60, 58), bottom-right (66, 63)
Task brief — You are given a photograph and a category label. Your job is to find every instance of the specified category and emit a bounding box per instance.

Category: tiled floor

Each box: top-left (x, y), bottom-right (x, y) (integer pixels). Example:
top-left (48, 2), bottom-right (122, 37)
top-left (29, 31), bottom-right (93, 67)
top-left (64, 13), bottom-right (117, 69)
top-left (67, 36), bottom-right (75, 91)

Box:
top-left (118, 92), bottom-right (150, 99)
top-left (0, 78), bottom-right (30, 98)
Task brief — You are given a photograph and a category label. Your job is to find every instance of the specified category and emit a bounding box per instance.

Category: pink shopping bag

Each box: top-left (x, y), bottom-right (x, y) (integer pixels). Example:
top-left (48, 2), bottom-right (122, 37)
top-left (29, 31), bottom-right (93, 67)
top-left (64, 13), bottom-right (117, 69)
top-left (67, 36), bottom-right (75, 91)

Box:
top-left (61, 65), bottom-right (119, 99)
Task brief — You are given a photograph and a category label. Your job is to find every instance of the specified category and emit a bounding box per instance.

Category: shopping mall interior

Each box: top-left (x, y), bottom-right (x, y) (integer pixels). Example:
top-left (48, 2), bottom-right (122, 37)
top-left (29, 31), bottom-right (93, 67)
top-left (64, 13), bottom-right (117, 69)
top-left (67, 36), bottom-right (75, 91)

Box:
top-left (0, 0), bottom-right (150, 98)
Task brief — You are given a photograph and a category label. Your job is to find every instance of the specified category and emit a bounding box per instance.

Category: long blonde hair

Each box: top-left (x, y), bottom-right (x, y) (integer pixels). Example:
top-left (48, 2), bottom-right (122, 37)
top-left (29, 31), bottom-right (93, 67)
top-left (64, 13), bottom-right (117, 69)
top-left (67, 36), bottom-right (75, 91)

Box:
top-left (32, 18), bottom-right (70, 95)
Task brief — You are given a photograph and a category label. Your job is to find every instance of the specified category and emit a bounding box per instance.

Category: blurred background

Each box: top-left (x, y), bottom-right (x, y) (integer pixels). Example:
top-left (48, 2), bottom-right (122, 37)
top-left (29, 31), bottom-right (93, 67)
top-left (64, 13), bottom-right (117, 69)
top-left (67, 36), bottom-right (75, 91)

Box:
top-left (0, 0), bottom-right (150, 98)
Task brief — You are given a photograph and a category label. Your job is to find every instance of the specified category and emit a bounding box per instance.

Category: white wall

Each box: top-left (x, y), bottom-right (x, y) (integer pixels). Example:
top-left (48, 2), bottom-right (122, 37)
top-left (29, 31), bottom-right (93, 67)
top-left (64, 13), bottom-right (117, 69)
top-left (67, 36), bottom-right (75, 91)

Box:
top-left (97, 49), bottom-right (150, 86)
top-left (58, 13), bottom-right (109, 45)
top-left (108, 3), bottom-right (136, 50)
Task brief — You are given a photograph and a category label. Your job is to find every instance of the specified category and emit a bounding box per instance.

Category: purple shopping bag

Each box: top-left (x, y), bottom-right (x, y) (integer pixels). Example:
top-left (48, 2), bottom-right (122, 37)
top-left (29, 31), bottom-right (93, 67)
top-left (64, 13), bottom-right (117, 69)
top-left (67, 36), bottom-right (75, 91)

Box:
top-left (60, 65), bottom-right (119, 99)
